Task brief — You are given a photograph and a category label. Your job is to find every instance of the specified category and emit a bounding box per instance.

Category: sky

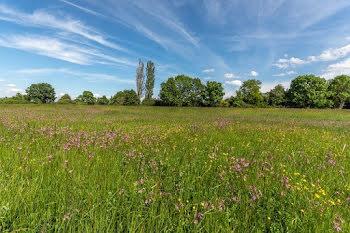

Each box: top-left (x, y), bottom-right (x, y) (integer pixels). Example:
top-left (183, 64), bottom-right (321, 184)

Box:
top-left (0, 0), bottom-right (350, 98)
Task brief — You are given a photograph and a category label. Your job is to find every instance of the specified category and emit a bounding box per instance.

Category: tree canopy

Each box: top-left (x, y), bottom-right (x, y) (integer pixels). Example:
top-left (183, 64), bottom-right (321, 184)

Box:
top-left (26, 83), bottom-right (56, 104)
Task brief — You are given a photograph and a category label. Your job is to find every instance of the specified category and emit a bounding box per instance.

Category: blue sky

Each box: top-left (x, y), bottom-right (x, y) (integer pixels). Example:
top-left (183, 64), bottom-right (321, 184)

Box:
top-left (0, 0), bottom-right (350, 98)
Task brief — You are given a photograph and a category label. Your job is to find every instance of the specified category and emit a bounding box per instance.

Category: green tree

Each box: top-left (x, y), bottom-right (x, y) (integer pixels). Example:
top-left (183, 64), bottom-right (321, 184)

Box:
top-left (76, 91), bottom-right (96, 105)
top-left (286, 75), bottom-right (332, 108)
top-left (159, 75), bottom-right (205, 106)
top-left (26, 83), bottom-right (56, 104)
top-left (328, 75), bottom-right (350, 109)
top-left (110, 90), bottom-right (139, 106)
top-left (236, 79), bottom-right (264, 106)
top-left (123, 90), bottom-right (139, 105)
top-left (202, 81), bottom-right (225, 107)
top-left (97, 95), bottom-right (109, 105)
top-left (145, 61), bottom-right (155, 101)
top-left (266, 84), bottom-right (286, 107)
top-left (57, 94), bottom-right (72, 104)
top-left (136, 59), bottom-right (145, 102)
top-left (110, 91), bottom-right (125, 105)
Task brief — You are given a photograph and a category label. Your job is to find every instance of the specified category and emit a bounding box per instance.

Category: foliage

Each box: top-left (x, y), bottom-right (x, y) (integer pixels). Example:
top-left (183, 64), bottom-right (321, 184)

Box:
top-left (145, 61), bottom-right (155, 101)
top-left (266, 84), bottom-right (286, 107)
top-left (110, 90), bottom-right (139, 106)
top-left (76, 91), bottom-right (96, 105)
top-left (136, 59), bottom-right (145, 101)
top-left (159, 75), bottom-right (205, 106)
top-left (26, 83), bottom-right (56, 104)
top-left (57, 94), bottom-right (73, 104)
top-left (0, 93), bottom-right (30, 104)
top-left (286, 75), bottom-right (332, 108)
top-left (96, 96), bottom-right (109, 105)
top-left (236, 79), bottom-right (264, 106)
top-left (0, 106), bottom-right (349, 232)
top-left (328, 75), bottom-right (350, 109)
top-left (202, 81), bottom-right (225, 107)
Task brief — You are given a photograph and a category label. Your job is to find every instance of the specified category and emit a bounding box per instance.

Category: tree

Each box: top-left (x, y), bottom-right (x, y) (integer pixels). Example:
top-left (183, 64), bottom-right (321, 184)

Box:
top-left (57, 94), bottom-right (72, 104)
top-left (97, 95), bottom-right (109, 105)
top-left (286, 75), bottom-right (332, 108)
top-left (236, 79), bottom-right (264, 106)
top-left (145, 61), bottom-right (155, 101)
top-left (328, 75), bottom-right (350, 109)
top-left (26, 83), bottom-right (56, 104)
top-left (110, 90), bottom-right (139, 106)
top-left (202, 81), bottom-right (224, 107)
top-left (136, 59), bottom-right (145, 102)
top-left (159, 75), bottom-right (205, 106)
top-left (266, 84), bottom-right (286, 107)
top-left (76, 91), bottom-right (96, 105)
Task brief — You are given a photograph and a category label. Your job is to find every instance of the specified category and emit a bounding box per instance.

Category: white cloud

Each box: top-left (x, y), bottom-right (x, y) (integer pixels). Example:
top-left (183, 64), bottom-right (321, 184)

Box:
top-left (225, 80), bottom-right (242, 86)
top-left (7, 83), bottom-right (16, 87)
top-left (16, 68), bottom-right (135, 84)
top-left (224, 73), bottom-right (238, 79)
top-left (250, 71), bottom-right (259, 77)
top-left (93, 93), bottom-right (102, 98)
top-left (60, 0), bottom-right (103, 17)
top-left (202, 68), bottom-right (214, 73)
top-left (0, 79), bottom-right (5, 82)
top-left (273, 71), bottom-right (296, 77)
top-left (274, 44), bottom-right (350, 69)
top-left (0, 34), bottom-right (135, 66)
top-left (0, 4), bottom-right (124, 51)
top-left (321, 58), bottom-right (350, 80)
top-left (273, 73), bottom-right (286, 77)
top-left (308, 44), bottom-right (350, 62)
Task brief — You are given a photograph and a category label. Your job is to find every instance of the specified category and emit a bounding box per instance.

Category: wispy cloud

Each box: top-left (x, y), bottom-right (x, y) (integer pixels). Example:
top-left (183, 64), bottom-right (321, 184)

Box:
top-left (0, 34), bottom-right (136, 66)
top-left (273, 71), bottom-right (296, 77)
top-left (203, 68), bottom-right (214, 73)
top-left (0, 4), bottom-right (124, 51)
top-left (16, 68), bottom-right (135, 84)
top-left (60, 0), bottom-right (103, 17)
top-left (224, 73), bottom-right (238, 79)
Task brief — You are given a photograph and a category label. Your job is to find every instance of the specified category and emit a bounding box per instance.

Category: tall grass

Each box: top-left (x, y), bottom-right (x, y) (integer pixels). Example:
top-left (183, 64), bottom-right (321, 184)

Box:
top-left (0, 105), bottom-right (349, 232)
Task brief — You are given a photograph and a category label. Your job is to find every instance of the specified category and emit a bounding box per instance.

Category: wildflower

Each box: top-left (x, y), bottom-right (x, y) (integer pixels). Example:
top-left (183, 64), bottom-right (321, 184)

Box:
top-left (201, 202), bottom-right (205, 207)
top-left (63, 215), bottom-right (70, 221)
top-left (118, 189), bottom-right (125, 195)
top-left (300, 209), bottom-right (305, 213)
top-left (194, 219), bottom-right (199, 225)
top-left (333, 222), bottom-right (342, 232)
top-left (315, 193), bottom-right (320, 199)
top-left (267, 217), bottom-right (271, 221)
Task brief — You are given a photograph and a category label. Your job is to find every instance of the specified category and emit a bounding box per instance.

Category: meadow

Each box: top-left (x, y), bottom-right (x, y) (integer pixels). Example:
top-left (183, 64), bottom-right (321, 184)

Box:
top-left (0, 105), bottom-right (349, 232)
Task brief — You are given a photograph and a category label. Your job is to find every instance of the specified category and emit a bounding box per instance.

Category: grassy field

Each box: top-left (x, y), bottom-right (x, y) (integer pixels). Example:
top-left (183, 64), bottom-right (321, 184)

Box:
top-left (0, 105), bottom-right (349, 232)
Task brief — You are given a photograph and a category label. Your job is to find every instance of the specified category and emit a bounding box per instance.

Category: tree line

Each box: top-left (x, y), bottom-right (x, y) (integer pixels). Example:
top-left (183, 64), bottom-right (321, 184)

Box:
top-left (1, 60), bottom-right (349, 109)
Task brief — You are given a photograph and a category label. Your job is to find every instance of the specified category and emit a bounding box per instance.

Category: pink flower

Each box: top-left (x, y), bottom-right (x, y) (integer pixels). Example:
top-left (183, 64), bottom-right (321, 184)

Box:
top-left (63, 215), bottom-right (70, 221)
top-left (194, 220), bottom-right (199, 225)
top-left (333, 222), bottom-right (342, 232)
top-left (119, 189), bottom-right (125, 195)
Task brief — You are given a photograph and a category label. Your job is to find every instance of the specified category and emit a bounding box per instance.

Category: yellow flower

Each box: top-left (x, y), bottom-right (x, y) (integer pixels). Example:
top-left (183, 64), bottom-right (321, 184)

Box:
top-left (201, 202), bottom-right (205, 207)
top-left (301, 209), bottom-right (305, 213)
top-left (267, 217), bottom-right (271, 221)
top-left (315, 193), bottom-right (320, 199)
top-left (178, 198), bottom-right (181, 202)
top-left (193, 206), bottom-right (196, 210)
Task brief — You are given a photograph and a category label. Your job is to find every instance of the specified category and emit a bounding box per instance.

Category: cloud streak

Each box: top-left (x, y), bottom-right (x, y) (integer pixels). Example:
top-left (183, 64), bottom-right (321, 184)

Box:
top-left (0, 34), bottom-right (136, 66)
top-left (0, 4), bottom-right (125, 51)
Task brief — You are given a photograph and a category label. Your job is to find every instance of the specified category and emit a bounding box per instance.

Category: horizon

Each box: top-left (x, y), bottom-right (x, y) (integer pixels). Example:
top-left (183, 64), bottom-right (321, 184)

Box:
top-left (0, 0), bottom-right (350, 99)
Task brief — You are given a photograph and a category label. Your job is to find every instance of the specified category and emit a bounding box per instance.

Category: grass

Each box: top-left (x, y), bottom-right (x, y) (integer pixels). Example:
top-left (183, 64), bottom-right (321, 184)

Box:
top-left (0, 105), bottom-right (349, 232)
